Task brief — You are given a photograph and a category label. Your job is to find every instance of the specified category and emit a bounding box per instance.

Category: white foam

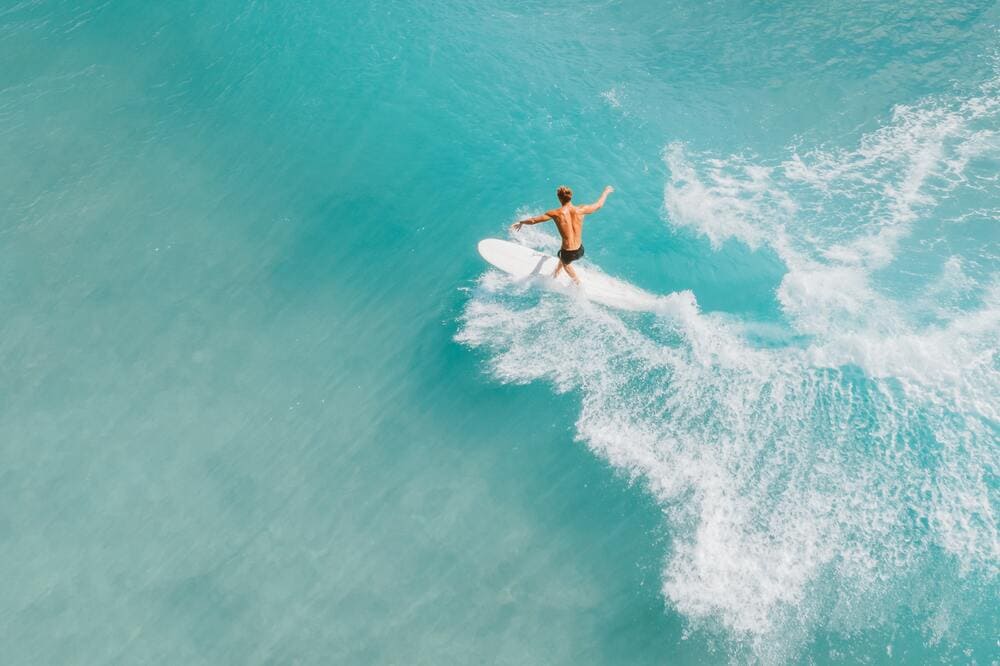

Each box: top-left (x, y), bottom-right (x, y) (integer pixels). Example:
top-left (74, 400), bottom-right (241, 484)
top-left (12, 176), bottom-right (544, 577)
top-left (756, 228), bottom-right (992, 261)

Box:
top-left (663, 143), bottom-right (796, 253)
top-left (460, 71), bottom-right (1000, 662)
top-left (601, 86), bottom-right (624, 110)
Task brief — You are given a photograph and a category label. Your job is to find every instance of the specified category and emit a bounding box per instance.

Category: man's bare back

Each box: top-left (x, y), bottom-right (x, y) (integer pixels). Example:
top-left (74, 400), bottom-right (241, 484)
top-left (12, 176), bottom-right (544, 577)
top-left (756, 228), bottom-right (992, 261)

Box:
top-left (511, 185), bottom-right (614, 284)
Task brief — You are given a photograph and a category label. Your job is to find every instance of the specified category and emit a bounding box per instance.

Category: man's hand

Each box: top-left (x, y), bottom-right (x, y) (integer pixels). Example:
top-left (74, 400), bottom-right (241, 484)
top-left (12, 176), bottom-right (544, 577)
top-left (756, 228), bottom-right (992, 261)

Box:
top-left (512, 211), bottom-right (554, 231)
top-left (578, 187), bottom-right (614, 215)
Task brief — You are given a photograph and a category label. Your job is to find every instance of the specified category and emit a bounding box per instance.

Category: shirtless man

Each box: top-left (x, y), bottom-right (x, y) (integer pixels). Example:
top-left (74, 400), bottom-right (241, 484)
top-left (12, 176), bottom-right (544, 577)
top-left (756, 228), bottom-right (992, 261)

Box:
top-left (511, 185), bottom-right (614, 284)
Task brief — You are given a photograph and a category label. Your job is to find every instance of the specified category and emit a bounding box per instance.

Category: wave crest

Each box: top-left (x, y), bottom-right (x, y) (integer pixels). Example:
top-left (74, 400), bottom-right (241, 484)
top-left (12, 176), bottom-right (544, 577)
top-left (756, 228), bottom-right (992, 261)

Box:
top-left (459, 73), bottom-right (998, 662)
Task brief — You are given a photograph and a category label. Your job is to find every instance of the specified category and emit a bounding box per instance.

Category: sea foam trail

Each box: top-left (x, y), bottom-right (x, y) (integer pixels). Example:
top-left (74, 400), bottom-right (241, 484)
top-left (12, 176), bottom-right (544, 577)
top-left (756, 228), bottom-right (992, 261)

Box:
top-left (506, 214), bottom-right (700, 316)
top-left (459, 74), bottom-right (999, 663)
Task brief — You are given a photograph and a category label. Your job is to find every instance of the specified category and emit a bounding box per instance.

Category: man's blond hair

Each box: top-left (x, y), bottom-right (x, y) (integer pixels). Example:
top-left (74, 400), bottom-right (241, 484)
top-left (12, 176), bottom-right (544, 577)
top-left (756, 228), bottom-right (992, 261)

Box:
top-left (556, 186), bottom-right (573, 204)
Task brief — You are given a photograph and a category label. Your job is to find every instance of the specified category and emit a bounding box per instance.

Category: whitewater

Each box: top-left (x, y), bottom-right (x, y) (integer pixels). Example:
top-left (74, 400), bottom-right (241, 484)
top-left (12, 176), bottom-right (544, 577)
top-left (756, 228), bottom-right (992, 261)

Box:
top-left (4, 1), bottom-right (997, 663)
top-left (458, 69), bottom-right (999, 663)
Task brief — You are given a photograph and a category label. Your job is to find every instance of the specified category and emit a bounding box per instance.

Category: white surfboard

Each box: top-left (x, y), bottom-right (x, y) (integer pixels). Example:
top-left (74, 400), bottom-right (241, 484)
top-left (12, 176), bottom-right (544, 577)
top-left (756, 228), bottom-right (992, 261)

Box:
top-left (477, 238), bottom-right (665, 312)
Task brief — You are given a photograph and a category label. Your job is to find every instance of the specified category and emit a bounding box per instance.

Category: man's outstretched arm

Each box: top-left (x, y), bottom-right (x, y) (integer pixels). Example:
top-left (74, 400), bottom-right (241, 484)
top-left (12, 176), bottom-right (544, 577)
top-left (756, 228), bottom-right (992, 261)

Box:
top-left (511, 210), bottom-right (556, 232)
top-left (577, 186), bottom-right (615, 215)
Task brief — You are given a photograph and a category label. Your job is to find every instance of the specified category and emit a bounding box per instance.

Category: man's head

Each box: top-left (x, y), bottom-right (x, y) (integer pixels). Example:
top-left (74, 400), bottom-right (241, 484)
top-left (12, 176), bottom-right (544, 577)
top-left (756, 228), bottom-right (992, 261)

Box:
top-left (556, 186), bottom-right (573, 204)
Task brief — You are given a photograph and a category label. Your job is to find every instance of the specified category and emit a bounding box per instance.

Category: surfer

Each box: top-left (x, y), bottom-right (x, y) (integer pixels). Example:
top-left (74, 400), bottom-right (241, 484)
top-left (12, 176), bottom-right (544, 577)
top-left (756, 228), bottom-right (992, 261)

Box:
top-left (511, 185), bottom-right (614, 284)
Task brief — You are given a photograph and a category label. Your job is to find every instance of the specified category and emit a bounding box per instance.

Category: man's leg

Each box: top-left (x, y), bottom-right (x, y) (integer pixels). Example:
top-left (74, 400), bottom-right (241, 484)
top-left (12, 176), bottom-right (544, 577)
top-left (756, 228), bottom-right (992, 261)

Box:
top-left (555, 260), bottom-right (580, 284)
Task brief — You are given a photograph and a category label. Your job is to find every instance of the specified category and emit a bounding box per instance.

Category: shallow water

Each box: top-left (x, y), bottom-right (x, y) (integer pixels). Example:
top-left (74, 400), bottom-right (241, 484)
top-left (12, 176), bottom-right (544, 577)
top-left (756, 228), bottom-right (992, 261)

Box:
top-left (2, 1), bottom-right (998, 663)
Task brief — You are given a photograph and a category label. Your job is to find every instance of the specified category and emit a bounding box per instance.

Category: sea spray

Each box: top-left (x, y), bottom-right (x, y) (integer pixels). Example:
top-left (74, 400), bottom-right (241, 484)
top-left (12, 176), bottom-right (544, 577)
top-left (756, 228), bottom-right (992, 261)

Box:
top-left (459, 69), bottom-right (999, 663)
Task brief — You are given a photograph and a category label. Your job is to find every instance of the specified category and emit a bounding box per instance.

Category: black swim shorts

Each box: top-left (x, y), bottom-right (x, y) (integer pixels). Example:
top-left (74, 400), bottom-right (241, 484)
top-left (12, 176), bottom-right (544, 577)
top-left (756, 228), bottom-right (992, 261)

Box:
top-left (558, 245), bottom-right (584, 264)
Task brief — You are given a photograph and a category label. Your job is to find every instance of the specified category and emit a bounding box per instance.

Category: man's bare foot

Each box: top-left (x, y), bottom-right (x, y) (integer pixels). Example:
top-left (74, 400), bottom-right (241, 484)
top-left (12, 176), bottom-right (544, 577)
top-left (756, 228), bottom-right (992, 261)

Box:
top-left (563, 263), bottom-right (580, 285)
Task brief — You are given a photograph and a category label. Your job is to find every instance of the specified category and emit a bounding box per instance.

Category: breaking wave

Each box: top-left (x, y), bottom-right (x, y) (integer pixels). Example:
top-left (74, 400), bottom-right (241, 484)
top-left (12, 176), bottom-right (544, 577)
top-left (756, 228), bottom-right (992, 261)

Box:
top-left (458, 72), bottom-right (998, 662)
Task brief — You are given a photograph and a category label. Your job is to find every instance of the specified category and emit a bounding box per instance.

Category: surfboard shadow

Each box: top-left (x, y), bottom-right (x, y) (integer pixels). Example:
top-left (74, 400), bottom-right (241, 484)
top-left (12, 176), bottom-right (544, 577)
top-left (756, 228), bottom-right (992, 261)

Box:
top-left (527, 255), bottom-right (549, 276)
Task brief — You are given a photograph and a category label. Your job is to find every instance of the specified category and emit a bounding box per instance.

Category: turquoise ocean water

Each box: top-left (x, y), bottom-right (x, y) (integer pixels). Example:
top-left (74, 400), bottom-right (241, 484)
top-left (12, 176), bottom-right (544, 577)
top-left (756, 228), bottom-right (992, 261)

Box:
top-left (2, 1), bottom-right (998, 663)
